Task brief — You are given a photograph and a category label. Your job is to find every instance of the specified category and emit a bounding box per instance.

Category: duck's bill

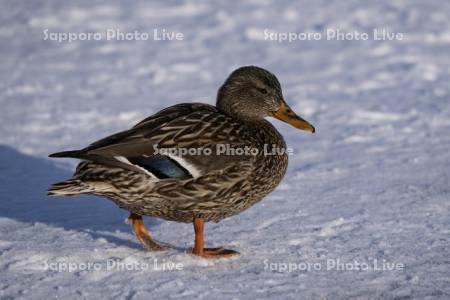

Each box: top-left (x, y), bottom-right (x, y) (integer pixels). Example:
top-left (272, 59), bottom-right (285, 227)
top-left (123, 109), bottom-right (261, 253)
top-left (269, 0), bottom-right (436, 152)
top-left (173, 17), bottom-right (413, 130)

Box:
top-left (271, 101), bottom-right (315, 133)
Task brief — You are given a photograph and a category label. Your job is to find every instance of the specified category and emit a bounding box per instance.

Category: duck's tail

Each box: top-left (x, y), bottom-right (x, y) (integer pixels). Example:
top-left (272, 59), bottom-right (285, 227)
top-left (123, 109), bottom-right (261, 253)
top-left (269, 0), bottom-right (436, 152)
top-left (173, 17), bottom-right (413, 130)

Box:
top-left (47, 179), bottom-right (91, 196)
top-left (48, 150), bottom-right (84, 159)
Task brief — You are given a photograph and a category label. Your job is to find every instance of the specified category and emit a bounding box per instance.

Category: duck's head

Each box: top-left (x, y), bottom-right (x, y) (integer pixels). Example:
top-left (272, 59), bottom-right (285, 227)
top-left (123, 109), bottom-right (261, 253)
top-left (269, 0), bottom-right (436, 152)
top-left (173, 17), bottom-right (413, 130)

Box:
top-left (216, 66), bottom-right (315, 133)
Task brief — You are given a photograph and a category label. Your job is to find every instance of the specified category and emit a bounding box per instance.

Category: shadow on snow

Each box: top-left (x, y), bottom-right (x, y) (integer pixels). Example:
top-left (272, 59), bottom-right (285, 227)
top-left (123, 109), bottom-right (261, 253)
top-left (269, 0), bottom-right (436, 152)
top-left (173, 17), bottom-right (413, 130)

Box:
top-left (0, 144), bottom-right (161, 249)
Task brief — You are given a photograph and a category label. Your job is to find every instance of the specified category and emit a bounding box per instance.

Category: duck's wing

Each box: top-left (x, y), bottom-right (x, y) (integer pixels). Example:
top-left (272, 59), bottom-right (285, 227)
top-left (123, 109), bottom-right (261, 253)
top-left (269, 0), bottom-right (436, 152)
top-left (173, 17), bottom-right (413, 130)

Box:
top-left (50, 103), bottom-right (255, 179)
top-left (84, 103), bottom-right (209, 151)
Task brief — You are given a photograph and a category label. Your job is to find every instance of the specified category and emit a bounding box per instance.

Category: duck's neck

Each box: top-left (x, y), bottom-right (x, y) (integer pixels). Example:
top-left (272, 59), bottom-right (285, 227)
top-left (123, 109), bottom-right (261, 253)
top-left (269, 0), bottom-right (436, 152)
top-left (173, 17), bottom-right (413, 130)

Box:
top-left (241, 118), bottom-right (287, 150)
top-left (215, 101), bottom-right (285, 146)
top-left (259, 119), bottom-right (286, 146)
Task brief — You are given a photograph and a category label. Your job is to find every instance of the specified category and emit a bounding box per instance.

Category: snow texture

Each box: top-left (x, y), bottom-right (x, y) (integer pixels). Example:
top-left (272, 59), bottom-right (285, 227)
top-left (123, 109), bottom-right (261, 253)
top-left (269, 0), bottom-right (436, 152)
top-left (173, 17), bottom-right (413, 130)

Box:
top-left (1, 0), bottom-right (449, 299)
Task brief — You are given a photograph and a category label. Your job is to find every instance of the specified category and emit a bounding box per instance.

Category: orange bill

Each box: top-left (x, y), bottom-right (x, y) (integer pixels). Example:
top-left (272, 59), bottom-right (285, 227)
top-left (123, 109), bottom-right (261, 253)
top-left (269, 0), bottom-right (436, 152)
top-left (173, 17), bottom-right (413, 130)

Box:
top-left (271, 101), bottom-right (315, 133)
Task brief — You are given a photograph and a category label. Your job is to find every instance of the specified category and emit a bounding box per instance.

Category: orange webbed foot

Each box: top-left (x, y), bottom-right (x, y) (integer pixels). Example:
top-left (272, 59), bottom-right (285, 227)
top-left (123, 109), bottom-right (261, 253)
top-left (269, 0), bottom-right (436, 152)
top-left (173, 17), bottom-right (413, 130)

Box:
top-left (191, 247), bottom-right (239, 258)
top-left (191, 218), bottom-right (239, 259)
top-left (128, 213), bottom-right (168, 251)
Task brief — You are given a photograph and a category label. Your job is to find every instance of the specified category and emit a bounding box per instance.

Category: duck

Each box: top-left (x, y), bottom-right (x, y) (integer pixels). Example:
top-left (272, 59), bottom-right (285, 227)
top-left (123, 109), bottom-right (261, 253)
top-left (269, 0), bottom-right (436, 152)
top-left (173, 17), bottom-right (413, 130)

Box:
top-left (48, 66), bottom-right (315, 258)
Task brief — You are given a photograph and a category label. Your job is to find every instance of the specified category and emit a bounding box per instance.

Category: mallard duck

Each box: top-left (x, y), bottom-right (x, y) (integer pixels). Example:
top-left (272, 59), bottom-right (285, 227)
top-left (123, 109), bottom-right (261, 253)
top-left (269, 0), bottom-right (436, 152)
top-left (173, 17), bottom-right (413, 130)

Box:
top-left (48, 66), bottom-right (315, 258)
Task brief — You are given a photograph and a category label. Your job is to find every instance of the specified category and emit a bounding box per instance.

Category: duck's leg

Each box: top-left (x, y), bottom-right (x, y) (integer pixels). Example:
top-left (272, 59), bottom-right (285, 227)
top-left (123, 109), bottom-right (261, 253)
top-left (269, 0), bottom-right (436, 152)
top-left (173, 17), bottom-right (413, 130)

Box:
top-left (128, 213), bottom-right (168, 251)
top-left (191, 217), bottom-right (239, 258)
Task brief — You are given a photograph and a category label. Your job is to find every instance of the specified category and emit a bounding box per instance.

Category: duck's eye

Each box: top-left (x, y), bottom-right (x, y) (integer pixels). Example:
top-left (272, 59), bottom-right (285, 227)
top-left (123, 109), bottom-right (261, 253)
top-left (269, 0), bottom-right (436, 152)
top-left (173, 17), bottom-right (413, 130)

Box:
top-left (259, 88), bottom-right (268, 95)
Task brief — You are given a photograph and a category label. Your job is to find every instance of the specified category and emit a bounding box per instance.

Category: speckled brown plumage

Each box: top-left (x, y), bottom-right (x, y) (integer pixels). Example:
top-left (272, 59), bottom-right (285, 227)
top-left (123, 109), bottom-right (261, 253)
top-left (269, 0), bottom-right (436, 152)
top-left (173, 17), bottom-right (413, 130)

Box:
top-left (48, 66), bottom-right (314, 257)
top-left (53, 110), bottom-right (287, 223)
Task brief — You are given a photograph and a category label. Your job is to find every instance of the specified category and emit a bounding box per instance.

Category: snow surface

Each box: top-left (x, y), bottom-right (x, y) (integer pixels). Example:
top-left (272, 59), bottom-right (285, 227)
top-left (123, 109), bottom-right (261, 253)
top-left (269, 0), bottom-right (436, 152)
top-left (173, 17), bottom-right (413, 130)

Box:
top-left (1, 0), bottom-right (450, 299)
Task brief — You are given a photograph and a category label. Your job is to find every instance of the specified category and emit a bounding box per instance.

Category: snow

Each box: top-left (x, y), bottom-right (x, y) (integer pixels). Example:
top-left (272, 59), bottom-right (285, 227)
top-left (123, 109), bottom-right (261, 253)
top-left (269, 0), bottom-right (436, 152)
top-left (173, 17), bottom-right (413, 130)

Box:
top-left (1, 0), bottom-right (450, 299)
